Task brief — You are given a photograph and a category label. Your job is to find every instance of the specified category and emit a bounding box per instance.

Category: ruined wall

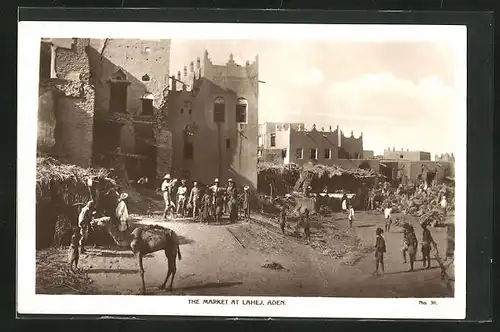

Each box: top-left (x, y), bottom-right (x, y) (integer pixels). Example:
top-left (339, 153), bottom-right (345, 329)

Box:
top-left (54, 85), bottom-right (95, 167)
top-left (89, 39), bottom-right (171, 117)
top-left (37, 86), bottom-right (56, 153)
top-left (87, 39), bottom-right (172, 178)
top-left (39, 38), bottom-right (95, 167)
top-left (167, 51), bottom-right (259, 189)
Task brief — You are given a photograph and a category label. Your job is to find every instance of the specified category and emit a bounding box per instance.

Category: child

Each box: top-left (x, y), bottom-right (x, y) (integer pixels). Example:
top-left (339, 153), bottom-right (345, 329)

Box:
top-left (300, 208), bottom-right (311, 244)
top-left (279, 206), bottom-right (287, 235)
top-left (242, 186), bottom-right (251, 222)
top-left (384, 204), bottom-right (393, 232)
top-left (68, 227), bottom-right (81, 272)
top-left (421, 222), bottom-right (436, 269)
top-left (401, 222), bottom-right (410, 263)
top-left (374, 227), bottom-right (386, 276)
top-left (347, 204), bottom-right (355, 228)
top-left (341, 193), bottom-right (348, 212)
top-left (407, 225), bottom-right (418, 272)
top-left (201, 192), bottom-right (212, 224)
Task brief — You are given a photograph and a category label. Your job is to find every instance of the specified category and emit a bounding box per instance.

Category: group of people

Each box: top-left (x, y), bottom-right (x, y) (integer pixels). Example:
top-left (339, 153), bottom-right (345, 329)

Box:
top-left (373, 221), bottom-right (436, 276)
top-left (69, 182), bottom-right (131, 271)
top-left (160, 174), bottom-right (251, 224)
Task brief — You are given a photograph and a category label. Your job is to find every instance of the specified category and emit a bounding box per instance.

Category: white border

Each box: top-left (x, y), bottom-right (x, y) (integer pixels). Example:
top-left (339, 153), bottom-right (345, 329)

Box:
top-left (17, 22), bottom-right (467, 319)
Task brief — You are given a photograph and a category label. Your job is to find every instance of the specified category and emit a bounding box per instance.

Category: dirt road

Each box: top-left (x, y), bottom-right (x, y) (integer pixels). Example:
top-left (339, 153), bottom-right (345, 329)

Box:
top-left (75, 211), bottom-right (451, 297)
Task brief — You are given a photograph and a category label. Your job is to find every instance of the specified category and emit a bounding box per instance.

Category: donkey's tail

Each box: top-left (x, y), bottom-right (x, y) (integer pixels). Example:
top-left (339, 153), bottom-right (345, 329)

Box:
top-left (177, 242), bottom-right (182, 261)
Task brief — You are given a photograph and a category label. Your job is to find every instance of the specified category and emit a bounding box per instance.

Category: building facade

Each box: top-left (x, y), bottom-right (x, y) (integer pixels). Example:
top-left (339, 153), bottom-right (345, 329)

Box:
top-left (166, 51), bottom-right (259, 189)
top-left (258, 122), bottom-right (364, 166)
top-left (363, 150), bottom-right (375, 159)
top-left (383, 148), bottom-right (431, 161)
top-left (38, 38), bottom-right (173, 182)
top-left (435, 153), bottom-right (455, 163)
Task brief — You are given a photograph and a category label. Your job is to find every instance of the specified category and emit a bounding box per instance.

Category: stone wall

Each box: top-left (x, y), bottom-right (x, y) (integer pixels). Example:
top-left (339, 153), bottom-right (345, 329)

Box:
top-left (37, 86), bottom-right (56, 154)
top-left (38, 38), bottom-right (95, 168)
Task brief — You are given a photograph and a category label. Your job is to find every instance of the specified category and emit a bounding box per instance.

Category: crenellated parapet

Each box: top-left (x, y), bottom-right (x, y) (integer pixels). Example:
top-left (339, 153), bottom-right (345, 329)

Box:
top-left (171, 50), bottom-right (259, 93)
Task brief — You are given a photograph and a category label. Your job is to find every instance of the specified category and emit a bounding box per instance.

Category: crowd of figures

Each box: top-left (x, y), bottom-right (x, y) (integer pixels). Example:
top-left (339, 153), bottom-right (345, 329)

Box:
top-left (68, 183), bottom-right (131, 271)
top-left (159, 174), bottom-right (251, 224)
top-left (373, 221), bottom-right (438, 277)
top-left (366, 179), bottom-right (451, 216)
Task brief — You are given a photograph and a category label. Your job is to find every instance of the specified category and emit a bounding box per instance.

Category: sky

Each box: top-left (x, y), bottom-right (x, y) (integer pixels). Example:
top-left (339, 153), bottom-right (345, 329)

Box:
top-left (170, 39), bottom-right (459, 157)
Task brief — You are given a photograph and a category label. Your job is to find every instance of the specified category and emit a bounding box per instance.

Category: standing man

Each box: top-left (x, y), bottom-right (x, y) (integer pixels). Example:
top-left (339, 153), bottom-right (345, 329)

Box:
top-left (407, 225), bottom-right (418, 272)
top-left (161, 174), bottom-right (174, 219)
top-left (116, 192), bottom-right (129, 232)
top-left (209, 178), bottom-right (222, 222)
top-left (176, 179), bottom-right (188, 217)
top-left (347, 203), bottom-right (355, 228)
top-left (188, 181), bottom-right (201, 219)
top-left (374, 227), bottom-right (386, 276)
top-left (341, 192), bottom-right (348, 213)
top-left (242, 185), bottom-right (251, 221)
top-left (440, 195), bottom-right (448, 218)
top-left (421, 223), bottom-right (436, 269)
top-left (226, 179), bottom-right (238, 222)
top-left (368, 188), bottom-right (375, 211)
top-left (78, 200), bottom-right (95, 254)
top-left (384, 203), bottom-right (393, 232)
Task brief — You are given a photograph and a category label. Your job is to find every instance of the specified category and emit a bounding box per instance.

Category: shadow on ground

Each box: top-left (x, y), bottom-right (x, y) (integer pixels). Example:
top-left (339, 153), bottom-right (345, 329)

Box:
top-left (176, 281), bottom-right (243, 291)
top-left (87, 268), bottom-right (138, 274)
top-left (178, 235), bottom-right (194, 245)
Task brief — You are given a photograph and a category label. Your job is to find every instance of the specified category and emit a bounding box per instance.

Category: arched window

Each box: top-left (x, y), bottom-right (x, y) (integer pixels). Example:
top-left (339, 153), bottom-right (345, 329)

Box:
top-left (213, 97), bottom-right (225, 123)
top-left (236, 98), bottom-right (248, 123)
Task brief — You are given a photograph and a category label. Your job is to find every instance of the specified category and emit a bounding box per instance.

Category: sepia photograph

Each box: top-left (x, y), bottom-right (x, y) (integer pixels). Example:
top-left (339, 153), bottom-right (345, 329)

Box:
top-left (18, 21), bottom-right (466, 319)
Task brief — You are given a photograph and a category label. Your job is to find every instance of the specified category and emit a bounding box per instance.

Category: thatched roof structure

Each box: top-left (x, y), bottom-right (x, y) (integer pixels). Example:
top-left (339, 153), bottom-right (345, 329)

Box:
top-left (257, 162), bottom-right (301, 195)
top-left (36, 157), bottom-right (115, 203)
top-left (293, 162), bottom-right (383, 193)
top-left (36, 157), bottom-right (117, 249)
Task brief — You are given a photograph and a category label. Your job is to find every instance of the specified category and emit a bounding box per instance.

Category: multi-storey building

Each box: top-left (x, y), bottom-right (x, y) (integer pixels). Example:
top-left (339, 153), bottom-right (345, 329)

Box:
top-left (258, 122), bottom-right (364, 165)
top-left (167, 51), bottom-right (259, 189)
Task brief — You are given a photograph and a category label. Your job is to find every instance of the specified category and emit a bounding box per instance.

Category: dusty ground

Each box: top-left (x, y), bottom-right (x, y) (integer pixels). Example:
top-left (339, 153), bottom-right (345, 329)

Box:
top-left (36, 208), bottom-right (453, 298)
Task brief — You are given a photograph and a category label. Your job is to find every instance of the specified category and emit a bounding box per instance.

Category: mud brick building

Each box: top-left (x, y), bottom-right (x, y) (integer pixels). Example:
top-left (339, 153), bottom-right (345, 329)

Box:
top-left (38, 38), bottom-right (173, 182)
top-left (258, 122), bottom-right (364, 165)
top-left (88, 39), bottom-right (172, 182)
top-left (167, 51), bottom-right (259, 189)
top-left (38, 38), bottom-right (96, 167)
top-left (383, 147), bottom-right (431, 161)
top-left (37, 39), bottom-right (259, 189)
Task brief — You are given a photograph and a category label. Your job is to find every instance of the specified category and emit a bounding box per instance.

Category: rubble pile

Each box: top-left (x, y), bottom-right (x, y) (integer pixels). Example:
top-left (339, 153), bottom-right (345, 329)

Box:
top-left (384, 184), bottom-right (455, 227)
